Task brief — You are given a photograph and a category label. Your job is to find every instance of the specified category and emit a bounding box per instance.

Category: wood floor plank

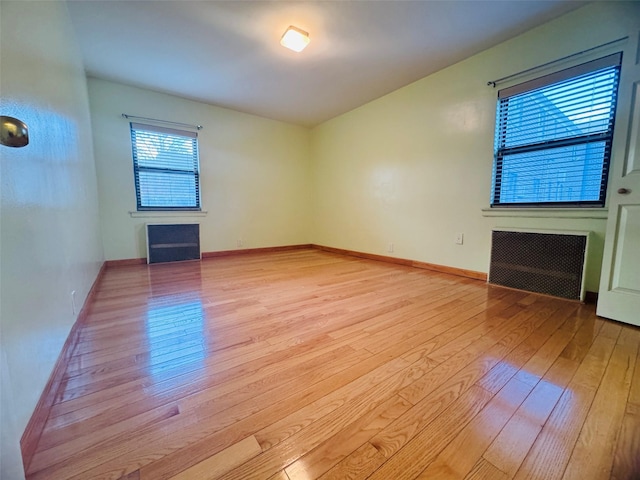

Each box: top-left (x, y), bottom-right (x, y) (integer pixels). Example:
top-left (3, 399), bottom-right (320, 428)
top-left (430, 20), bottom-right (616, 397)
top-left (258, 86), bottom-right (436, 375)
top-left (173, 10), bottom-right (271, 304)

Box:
top-left (117, 470), bottom-right (140, 480)
top-left (167, 435), bottom-right (262, 480)
top-left (33, 344), bottom-right (371, 479)
top-left (354, 289), bottom-right (519, 356)
top-left (464, 459), bottom-right (508, 480)
top-left (47, 338), bottom-right (273, 427)
top-left (267, 471), bottom-right (291, 480)
top-left (24, 250), bottom-right (640, 480)
top-left (511, 330), bottom-right (619, 480)
top-left (255, 355), bottom-right (436, 452)
top-left (316, 442), bottom-right (385, 480)
top-left (41, 340), bottom-right (363, 453)
top-left (29, 403), bottom-right (180, 473)
top-left (369, 303), bottom-right (567, 460)
top-left (284, 395), bottom-right (411, 480)
top-left (561, 337), bottom-right (638, 480)
top-left (481, 358), bottom-right (576, 477)
top-left (513, 328), bottom-right (576, 387)
top-left (398, 300), bottom-right (568, 406)
top-left (134, 354), bottom-right (415, 480)
top-left (367, 385), bottom-right (494, 480)
top-left (610, 403), bottom-right (640, 480)
top-left (626, 330), bottom-right (640, 408)
top-left (212, 355), bottom-right (453, 479)
top-left (415, 376), bottom-right (532, 479)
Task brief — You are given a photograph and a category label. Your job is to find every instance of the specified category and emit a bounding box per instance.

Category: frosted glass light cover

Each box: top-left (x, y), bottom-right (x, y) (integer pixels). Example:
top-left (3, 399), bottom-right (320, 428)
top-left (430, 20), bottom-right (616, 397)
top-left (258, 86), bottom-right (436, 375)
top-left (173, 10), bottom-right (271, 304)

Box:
top-left (280, 26), bottom-right (310, 52)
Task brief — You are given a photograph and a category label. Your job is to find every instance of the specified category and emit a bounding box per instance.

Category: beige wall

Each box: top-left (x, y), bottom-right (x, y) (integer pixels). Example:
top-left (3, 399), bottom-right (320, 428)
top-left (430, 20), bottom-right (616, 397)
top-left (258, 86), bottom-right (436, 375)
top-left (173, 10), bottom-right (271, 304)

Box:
top-left (0, 1), bottom-right (104, 477)
top-left (311, 2), bottom-right (640, 292)
top-left (88, 79), bottom-right (312, 261)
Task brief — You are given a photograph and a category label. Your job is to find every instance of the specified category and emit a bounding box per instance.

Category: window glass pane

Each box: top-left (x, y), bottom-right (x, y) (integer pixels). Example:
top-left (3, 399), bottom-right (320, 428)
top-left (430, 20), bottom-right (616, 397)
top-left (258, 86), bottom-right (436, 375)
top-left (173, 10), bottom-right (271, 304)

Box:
top-left (500, 68), bottom-right (617, 149)
top-left (133, 130), bottom-right (196, 171)
top-left (498, 142), bottom-right (606, 204)
top-left (138, 171), bottom-right (198, 208)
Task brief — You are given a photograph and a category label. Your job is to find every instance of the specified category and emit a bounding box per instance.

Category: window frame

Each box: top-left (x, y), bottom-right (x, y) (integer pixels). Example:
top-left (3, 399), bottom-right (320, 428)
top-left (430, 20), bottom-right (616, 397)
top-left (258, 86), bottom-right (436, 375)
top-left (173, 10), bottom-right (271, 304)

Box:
top-left (490, 53), bottom-right (622, 208)
top-left (130, 122), bottom-right (201, 212)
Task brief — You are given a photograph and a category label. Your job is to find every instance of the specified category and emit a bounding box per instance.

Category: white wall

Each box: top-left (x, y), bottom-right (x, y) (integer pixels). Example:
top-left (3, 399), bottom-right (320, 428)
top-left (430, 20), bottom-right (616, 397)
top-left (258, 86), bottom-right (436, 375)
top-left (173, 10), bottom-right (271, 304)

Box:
top-left (88, 79), bottom-right (312, 261)
top-left (311, 2), bottom-right (640, 292)
top-left (0, 1), bottom-right (104, 478)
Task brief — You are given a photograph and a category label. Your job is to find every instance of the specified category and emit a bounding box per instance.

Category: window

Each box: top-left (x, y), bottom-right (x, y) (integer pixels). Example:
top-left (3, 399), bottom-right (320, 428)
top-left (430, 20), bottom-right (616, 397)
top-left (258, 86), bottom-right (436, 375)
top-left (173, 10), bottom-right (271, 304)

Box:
top-left (130, 122), bottom-right (201, 210)
top-left (491, 53), bottom-right (621, 207)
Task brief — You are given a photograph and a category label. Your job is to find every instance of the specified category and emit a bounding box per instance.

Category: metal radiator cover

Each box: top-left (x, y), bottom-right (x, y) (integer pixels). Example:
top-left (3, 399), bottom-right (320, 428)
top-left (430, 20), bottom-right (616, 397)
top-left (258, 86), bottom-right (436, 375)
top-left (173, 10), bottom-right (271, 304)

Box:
top-left (146, 223), bottom-right (200, 264)
top-left (489, 229), bottom-right (589, 301)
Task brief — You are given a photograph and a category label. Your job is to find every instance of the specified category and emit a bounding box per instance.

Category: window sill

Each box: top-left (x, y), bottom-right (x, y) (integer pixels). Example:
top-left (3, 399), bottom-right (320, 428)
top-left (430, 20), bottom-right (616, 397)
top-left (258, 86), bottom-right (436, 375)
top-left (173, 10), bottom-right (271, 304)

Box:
top-left (129, 210), bottom-right (208, 218)
top-left (481, 207), bottom-right (608, 219)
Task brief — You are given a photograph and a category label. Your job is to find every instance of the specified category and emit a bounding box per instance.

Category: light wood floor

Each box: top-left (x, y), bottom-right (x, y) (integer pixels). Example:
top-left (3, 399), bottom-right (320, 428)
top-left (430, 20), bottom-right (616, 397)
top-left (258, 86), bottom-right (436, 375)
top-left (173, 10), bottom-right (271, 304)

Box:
top-left (26, 249), bottom-right (640, 480)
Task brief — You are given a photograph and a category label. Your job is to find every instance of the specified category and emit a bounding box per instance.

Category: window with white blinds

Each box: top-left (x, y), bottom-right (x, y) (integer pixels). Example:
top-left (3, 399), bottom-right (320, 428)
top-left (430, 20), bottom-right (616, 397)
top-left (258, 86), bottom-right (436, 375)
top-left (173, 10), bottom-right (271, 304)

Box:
top-left (130, 123), bottom-right (201, 211)
top-left (491, 53), bottom-right (622, 207)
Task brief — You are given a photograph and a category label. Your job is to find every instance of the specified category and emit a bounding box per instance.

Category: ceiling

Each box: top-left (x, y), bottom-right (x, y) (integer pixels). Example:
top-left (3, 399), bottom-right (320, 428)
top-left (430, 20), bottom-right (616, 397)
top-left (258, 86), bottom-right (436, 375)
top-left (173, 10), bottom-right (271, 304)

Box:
top-left (68, 1), bottom-right (587, 127)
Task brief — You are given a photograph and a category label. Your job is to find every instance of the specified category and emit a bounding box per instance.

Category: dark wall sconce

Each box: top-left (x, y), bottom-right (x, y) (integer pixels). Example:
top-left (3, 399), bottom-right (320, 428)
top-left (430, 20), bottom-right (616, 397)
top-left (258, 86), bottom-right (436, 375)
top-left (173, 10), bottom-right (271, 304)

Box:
top-left (1, 116), bottom-right (29, 148)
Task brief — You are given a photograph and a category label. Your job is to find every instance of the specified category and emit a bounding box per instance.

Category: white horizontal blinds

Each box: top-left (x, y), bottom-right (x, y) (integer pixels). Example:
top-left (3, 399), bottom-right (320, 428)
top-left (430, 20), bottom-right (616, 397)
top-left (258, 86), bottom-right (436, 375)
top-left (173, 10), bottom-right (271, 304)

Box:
top-left (131, 123), bottom-right (201, 210)
top-left (492, 53), bottom-right (621, 207)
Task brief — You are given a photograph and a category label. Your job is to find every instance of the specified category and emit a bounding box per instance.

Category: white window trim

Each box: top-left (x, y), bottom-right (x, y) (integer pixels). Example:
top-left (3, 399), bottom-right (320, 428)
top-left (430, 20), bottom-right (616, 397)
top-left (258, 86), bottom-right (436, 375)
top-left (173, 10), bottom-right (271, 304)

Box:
top-left (481, 207), bottom-right (608, 219)
top-left (129, 210), bottom-right (208, 218)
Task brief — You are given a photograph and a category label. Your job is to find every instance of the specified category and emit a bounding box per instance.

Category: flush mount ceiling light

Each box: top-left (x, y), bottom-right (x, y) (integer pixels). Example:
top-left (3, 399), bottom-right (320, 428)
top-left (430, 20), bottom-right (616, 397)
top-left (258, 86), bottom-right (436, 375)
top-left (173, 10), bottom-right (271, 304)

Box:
top-left (280, 25), bottom-right (310, 52)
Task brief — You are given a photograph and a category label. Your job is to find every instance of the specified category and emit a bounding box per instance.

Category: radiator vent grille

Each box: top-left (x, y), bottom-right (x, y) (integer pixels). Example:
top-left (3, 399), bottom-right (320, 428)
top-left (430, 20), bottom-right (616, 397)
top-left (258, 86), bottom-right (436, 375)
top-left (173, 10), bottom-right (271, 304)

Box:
top-left (146, 223), bottom-right (200, 264)
top-left (489, 230), bottom-right (589, 301)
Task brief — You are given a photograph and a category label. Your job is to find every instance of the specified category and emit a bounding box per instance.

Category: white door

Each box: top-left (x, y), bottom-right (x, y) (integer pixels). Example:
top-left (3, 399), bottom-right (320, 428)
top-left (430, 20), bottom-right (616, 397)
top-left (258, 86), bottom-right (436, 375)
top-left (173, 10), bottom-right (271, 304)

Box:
top-left (598, 31), bottom-right (640, 326)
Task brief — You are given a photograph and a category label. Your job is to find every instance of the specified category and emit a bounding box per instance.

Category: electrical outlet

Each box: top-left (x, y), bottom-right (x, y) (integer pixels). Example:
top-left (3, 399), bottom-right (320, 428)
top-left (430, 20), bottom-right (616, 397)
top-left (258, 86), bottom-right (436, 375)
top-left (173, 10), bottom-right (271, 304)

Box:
top-left (455, 233), bottom-right (464, 245)
top-left (388, 243), bottom-right (394, 253)
top-left (237, 239), bottom-right (243, 248)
